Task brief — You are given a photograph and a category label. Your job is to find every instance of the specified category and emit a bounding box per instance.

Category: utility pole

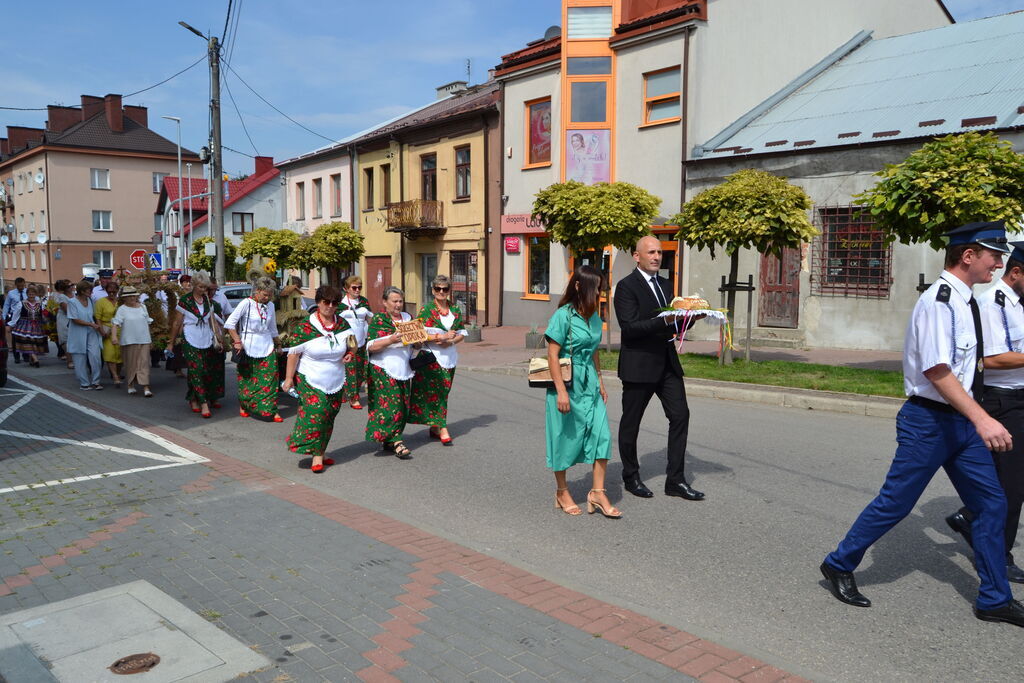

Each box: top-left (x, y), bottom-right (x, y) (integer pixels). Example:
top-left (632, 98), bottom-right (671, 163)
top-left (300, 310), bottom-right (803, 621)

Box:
top-left (209, 35), bottom-right (225, 284)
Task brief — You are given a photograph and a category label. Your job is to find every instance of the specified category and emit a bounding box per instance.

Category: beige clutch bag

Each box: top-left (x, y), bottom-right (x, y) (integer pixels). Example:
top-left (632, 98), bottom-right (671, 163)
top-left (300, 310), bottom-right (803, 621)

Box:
top-left (528, 357), bottom-right (573, 389)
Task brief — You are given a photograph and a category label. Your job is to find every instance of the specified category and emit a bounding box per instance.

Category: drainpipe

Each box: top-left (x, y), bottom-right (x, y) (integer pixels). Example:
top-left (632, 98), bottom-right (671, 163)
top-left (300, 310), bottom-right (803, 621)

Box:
top-left (44, 154), bottom-right (53, 288)
top-left (349, 146), bottom-right (359, 276)
top-left (397, 138), bottom-right (405, 304)
top-left (678, 25), bottom-right (693, 297)
top-left (481, 111), bottom-right (490, 327)
top-left (497, 82), bottom-right (506, 327)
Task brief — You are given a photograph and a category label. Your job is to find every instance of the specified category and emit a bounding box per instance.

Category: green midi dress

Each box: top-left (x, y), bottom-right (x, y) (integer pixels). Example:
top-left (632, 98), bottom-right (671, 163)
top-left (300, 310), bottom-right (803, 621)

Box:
top-left (544, 305), bottom-right (611, 471)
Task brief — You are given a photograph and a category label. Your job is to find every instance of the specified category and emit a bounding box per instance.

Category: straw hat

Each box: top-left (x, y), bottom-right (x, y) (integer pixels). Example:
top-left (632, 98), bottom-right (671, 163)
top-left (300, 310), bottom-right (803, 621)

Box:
top-left (119, 286), bottom-right (140, 298)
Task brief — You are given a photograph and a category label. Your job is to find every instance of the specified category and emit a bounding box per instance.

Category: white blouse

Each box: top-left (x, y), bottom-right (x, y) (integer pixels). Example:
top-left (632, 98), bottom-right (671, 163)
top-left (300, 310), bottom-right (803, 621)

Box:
top-left (177, 298), bottom-right (223, 349)
top-left (287, 314), bottom-right (354, 395)
top-left (111, 305), bottom-right (153, 345)
top-left (368, 312), bottom-right (414, 380)
top-left (224, 298), bottom-right (277, 358)
top-left (339, 297), bottom-right (372, 347)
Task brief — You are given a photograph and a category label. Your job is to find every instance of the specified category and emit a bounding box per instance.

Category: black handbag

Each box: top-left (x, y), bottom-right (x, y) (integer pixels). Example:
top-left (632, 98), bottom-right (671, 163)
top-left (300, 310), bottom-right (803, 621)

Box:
top-left (410, 349), bottom-right (437, 371)
top-left (230, 303), bottom-right (251, 367)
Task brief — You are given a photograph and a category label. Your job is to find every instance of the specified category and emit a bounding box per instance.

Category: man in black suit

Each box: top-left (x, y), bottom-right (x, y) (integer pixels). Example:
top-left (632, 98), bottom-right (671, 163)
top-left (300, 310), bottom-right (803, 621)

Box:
top-left (614, 236), bottom-right (704, 501)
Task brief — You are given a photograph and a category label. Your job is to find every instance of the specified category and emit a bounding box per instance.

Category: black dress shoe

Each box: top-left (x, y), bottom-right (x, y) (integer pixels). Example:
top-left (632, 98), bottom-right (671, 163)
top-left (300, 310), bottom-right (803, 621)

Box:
top-left (819, 562), bottom-right (871, 607)
top-left (975, 599), bottom-right (1024, 627)
top-left (945, 510), bottom-right (974, 547)
top-left (624, 479), bottom-right (654, 498)
top-left (1007, 563), bottom-right (1024, 584)
top-left (665, 481), bottom-right (705, 501)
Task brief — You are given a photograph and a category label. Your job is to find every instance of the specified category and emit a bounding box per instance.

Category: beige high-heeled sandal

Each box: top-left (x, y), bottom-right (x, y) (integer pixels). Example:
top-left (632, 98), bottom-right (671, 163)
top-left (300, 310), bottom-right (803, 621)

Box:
top-left (555, 487), bottom-right (582, 516)
top-left (587, 489), bottom-right (623, 518)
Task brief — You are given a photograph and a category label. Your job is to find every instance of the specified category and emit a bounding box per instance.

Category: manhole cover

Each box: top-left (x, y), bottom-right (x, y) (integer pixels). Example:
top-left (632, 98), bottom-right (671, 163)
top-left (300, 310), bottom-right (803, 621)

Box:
top-left (109, 653), bottom-right (161, 675)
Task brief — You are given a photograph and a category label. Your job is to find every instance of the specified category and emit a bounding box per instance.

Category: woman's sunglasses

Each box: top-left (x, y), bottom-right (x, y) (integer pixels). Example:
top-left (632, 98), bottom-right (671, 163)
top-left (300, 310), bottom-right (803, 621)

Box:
top-left (349, 285), bottom-right (362, 290)
top-left (434, 286), bottom-right (450, 293)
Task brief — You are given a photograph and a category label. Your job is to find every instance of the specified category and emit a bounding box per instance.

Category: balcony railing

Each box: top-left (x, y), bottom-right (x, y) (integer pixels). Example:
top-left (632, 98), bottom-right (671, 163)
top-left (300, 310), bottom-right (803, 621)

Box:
top-left (386, 199), bottom-right (444, 232)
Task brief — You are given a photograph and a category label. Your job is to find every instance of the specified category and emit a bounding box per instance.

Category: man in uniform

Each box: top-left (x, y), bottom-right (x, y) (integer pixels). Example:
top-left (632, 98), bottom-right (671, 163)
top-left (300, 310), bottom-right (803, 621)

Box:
top-left (92, 270), bottom-right (113, 301)
top-left (820, 221), bottom-right (1024, 627)
top-left (946, 241), bottom-right (1024, 583)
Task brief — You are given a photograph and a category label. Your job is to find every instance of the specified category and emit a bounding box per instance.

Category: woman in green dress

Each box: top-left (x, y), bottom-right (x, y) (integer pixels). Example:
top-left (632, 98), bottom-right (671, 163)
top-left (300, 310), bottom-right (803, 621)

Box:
top-left (364, 286), bottom-right (416, 459)
top-left (409, 274), bottom-right (465, 444)
top-left (338, 275), bottom-right (371, 410)
top-left (281, 286), bottom-right (355, 474)
top-left (226, 276), bottom-right (283, 422)
top-left (546, 265), bottom-right (621, 518)
top-left (168, 271), bottom-right (225, 418)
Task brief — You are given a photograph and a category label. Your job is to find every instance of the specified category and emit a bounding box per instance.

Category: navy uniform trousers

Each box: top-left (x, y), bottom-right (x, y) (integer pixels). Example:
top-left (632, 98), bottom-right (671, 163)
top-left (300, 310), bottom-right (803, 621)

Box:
top-left (826, 398), bottom-right (1011, 610)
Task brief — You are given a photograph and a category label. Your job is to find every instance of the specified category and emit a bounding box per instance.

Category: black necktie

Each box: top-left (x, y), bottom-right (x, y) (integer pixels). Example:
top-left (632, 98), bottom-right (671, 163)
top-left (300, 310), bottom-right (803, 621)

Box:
top-left (969, 297), bottom-right (985, 398)
top-left (650, 276), bottom-right (666, 308)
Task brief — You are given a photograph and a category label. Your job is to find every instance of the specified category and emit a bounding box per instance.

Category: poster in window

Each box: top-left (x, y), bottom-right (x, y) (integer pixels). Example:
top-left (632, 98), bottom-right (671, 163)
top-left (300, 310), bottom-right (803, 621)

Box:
top-left (529, 100), bottom-right (552, 165)
top-left (566, 129), bottom-right (610, 185)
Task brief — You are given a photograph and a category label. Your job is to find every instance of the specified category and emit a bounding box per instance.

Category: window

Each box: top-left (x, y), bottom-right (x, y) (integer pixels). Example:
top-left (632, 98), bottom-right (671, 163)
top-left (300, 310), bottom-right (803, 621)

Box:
top-left (330, 173), bottom-right (342, 216)
top-left (39, 210), bottom-right (45, 233)
top-left (29, 249), bottom-right (36, 270)
top-left (421, 253), bottom-right (438, 305)
top-left (300, 270), bottom-right (310, 288)
top-left (525, 98), bottom-right (552, 167)
top-left (570, 81), bottom-right (607, 123)
top-left (421, 154), bottom-right (437, 201)
top-left (363, 168), bottom-right (375, 210)
top-left (16, 173), bottom-right (23, 194)
top-left (454, 147), bottom-right (471, 199)
top-left (28, 212), bottom-right (35, 233)
top-left (567, 57), bottom-right (611, 75)
top-left (811, 206), bottom-right (892, 298)
top-left (27, 172), bottom-right (33, 193)
top-left (295, 182), bottom-right (305, 220)
top-left (19, 250), bottom-right (25, 269)
top-left (567, 6), bottom-right (612, 39)
top-left (92, 210), bottom-right (112, 231)
top-left (152, 172), bottom-right (169, 194)
top-left (232, 212), bottom-right (254, 234)
top-left (92, 250), bottom-right (113, 269)
top-left (525, 236), bottom-right (551, 298)
top-left (39, 249), bottom-right (47, 271)
top-left (154, 214), bottom-right (162, 232)
top-left (312, 178), bottom-right (323, 218)
top-left (380, 164), bottom-right (391, 206)
top-left (643, 67), bottom-right (681, 125)
top-left (90, 168), bottom-right (110, 190)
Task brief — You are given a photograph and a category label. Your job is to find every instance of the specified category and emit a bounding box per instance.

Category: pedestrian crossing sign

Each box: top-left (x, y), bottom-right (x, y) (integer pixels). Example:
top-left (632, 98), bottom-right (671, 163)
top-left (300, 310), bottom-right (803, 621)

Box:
top-left (148, 252), bottom-right (163, 270)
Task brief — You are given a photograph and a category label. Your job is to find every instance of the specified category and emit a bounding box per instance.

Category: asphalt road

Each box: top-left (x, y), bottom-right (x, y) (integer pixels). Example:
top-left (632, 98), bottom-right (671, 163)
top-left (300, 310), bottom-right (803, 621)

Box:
top-left (11, 361), bottom-right (1024, 682)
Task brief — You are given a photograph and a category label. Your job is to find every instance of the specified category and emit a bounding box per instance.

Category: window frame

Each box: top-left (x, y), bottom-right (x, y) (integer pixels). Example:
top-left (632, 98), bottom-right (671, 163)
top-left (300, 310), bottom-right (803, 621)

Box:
top-left (523, 97), bottom-right (553, 169)
top-left (641, 66), bottom-right (682, 127)
top-left (454, 145), bottom-right (471, 200)
top-left (522, 234), bottom-right (552, 301)
top-left (380, 164), bottom-right (392, 208)
top-left (152, 171), bottom-right (169, 194)
top-left (91, 210), bottom-right (113, 232)
top-left (330, 173), bottom-right (342, 216)
top-left (92, 249), bottom-right (113, 269)
top-left (363, 167), bottom-right (375, 210)
top-left (811, 206), bottom-right (893, 299)
top-left (421, 153), bottom-right (437, 201)
top-left (90, 168), bottom-right (111, 190)
top-left (312, 177), bottom-right (323, 218)
top-left (231, 212), bottom-right (254, 235)
top-left (295, 182), bottom-right (306, 220)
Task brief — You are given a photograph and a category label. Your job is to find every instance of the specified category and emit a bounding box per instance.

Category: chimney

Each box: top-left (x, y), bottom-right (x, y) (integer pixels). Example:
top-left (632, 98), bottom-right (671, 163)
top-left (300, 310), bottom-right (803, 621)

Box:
top-left (81, 95), bottom-right (104, 121)
top-left (436, 80), bottom-right (468, 100)
top-left (0, 138), bottom-right (10, 156)
top-left (104, 94), bottom-right (124, 132)
top-left (123, 105), bottom-right (148, 128)
top-left (7, 126), bottom-right (46, 152)
top-left (46, 105), bottom-right (80, 134)
top-left (254, 156), bottom-right (274, 176)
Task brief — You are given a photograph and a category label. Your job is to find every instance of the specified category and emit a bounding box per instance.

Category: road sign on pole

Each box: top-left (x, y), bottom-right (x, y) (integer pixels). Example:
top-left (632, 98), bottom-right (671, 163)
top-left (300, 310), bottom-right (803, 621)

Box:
top-left (129, 249), bottom-right (148, 270)
top-left (148, 252), bottom-right (163, 270)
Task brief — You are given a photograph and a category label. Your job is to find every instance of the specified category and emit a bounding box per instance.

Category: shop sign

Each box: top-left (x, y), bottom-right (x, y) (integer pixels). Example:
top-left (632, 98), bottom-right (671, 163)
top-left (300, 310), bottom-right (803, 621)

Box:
top-left (500, 214), bottom-right (547, 234)
top-left (504, 236), bottom-right (521, 253)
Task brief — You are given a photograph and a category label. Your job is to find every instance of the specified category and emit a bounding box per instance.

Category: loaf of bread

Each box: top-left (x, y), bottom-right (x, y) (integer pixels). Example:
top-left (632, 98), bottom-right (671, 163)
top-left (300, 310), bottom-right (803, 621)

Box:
top-left (670, 295), bottom-right (709, 311)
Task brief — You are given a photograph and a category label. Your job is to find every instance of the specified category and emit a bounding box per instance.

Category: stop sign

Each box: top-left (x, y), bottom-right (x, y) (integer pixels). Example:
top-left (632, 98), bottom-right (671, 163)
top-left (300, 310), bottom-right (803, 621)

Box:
top-left (129, 249), bottom-right (147, 270)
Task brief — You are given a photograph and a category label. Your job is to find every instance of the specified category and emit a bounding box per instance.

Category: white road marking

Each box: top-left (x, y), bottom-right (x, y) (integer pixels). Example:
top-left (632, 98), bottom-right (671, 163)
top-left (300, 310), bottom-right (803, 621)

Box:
top-left (0, 463), bottom-right (192, 494)
top-left (0, 430), bottom-right (186, 464)
top-left (0, 392), bottom-right (35, 426)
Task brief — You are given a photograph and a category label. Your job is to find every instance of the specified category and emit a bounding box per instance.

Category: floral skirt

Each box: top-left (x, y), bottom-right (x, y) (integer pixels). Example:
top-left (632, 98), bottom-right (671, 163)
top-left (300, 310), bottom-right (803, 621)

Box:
top-left (12, 316), bottom-right (48, 355)
top-left (341, 345), bottom-right (367, 402)
top-left (183, 344), bottom-right (225, 404)
top-left (409, 362), bottom-right (455, 428)
top-left (287, 372), bottom-right (343, 456)
top-left (238, 351), bottom-right (279, 418)
top-left (364, 364), bottom-right (410, 444)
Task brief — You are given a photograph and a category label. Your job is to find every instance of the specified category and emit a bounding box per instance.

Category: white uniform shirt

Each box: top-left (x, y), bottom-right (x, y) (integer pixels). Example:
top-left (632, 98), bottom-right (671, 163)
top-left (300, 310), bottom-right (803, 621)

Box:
top-left (224, 298), bottom-right (277, 358)
top-left (91, 284), bottom-right (108, 301)
top-left (286, 314), bottom-right (354, 395)
top-left (368, 312), bottom-right (415, 380)
top-left (978, 278), bottom-right (1024, 389)
top-left (903, 271), bottom-right (980, 402)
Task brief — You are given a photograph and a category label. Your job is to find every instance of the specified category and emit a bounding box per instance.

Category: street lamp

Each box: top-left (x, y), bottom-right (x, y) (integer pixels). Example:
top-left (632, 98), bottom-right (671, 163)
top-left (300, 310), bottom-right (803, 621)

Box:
top-left (161, 115), bottom-right (182, 269)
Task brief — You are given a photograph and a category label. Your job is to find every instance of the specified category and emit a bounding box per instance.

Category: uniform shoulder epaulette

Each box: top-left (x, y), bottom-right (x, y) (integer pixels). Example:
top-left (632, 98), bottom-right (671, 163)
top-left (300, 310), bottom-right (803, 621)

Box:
top-left (995, 290), bottom-right (1006, 307)
top-left (936, 284), bottom-right (951, 303)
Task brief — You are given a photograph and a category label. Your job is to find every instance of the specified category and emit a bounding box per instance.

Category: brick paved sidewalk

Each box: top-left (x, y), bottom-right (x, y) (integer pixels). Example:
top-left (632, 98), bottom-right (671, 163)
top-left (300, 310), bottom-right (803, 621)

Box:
top-left (0, 376), bottom-right (807, 682)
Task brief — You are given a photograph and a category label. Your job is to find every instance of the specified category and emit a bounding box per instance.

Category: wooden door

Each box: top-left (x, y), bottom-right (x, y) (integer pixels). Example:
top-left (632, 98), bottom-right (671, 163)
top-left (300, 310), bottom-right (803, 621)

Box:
top-left (757, 248), bottom-right (800, 328)
top-left (364, 256), bottom-right (391, 313)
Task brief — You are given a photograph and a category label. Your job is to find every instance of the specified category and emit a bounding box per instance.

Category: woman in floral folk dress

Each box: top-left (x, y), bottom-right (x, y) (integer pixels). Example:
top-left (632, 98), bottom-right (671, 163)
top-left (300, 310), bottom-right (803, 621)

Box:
top-left (281, 286), bottom-right (354, 474)
top-left (225, 276), bottom-right (283, 422)
top-left (364, 286), bottom-right (416, 459)
top-left (9, 285), bottom-right (48, 367)
top-left (168, 271), bottom-right (225, 418)
top-left (409, 275), bottom-right (466, 444)
top-left (338, 275), bottom-right (371, 410)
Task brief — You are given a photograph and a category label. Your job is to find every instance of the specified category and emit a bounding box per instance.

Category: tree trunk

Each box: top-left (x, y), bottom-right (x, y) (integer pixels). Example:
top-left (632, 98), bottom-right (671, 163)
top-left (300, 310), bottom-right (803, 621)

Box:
top-left (722, 252), bottom-right (739, 365)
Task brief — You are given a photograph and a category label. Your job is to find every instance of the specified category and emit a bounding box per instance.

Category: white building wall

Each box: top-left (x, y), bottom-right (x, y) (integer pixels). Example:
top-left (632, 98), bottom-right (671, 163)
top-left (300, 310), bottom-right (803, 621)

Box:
top-left (281, 154), bottom-right (353, 234)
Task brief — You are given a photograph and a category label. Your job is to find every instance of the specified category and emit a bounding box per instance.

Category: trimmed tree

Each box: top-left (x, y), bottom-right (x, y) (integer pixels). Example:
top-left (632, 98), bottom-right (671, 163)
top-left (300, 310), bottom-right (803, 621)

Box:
top-left (855, 131), bottom-right (1024, 250)
top-left (671, 168), bottom-right (817, 362)
top-left (187, 236), bottom-right (246, 280)
top-left (238, 227), bottom-right (301, 270)
top-left (289, 222), bottom-right (365, 285)
top-left (532, 181), bottom-right (661, 255)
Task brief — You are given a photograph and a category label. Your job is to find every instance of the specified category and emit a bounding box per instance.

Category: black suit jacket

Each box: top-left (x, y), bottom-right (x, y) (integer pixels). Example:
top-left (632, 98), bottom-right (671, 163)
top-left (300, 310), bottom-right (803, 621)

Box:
top-left (614, 269), bottom-right (683, 383)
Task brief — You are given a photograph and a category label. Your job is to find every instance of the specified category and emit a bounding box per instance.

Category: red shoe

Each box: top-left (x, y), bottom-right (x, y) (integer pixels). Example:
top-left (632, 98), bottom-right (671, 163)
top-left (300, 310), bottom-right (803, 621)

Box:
top-left (440, 435), bottom-right (453, 445)
top-left (324, 458), bottom-right (335, 466)
top-left (201, 410), bottom-right (212, 419)
top-left (239, 409), bottom-right (250, 418)
top-left (289, 445), bottom-right (298, 453)
top-left (190, 403), bottom-right (200, 413)
top-left (311, 462), bottom-right (325, 473)
top-left (350, 401), bottom-right (363, 410)
top-left (273, 415), bottom-right (284, 423)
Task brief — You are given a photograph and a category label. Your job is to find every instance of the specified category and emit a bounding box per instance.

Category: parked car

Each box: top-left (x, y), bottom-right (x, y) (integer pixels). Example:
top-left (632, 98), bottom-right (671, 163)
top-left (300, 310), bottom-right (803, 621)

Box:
top-left (0, 317), bottom-right (9, 387)
top-left (220, 282), bottom-right (314, 312)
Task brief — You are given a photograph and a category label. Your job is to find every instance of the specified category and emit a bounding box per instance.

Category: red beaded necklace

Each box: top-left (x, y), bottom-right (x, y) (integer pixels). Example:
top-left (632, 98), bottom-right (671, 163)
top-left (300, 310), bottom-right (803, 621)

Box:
top-left (316, 310), bottom-right (339, 331)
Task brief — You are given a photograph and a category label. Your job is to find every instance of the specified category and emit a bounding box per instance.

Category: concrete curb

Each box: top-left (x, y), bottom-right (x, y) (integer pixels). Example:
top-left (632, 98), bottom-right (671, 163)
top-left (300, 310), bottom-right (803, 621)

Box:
top-left (464, 365), bottom-right (904, 419)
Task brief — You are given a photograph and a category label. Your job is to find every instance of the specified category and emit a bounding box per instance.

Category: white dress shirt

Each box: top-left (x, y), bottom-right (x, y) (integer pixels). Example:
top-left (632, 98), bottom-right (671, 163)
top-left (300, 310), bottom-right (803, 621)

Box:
top-left (176, 298), bottom-right (223, 349)
top-left (422, 311), bottom-right (468, 370)
top-left (903, 271), bottom-right (980, 402)
top-left (978, 278), bottom-right (1024, 389)
top-left (286, 313), bottom-right (354, 395)
top-left (224, 298), bottom-right (277, 358)
top-left (368, 312), bottom-right (415, 380)
top-left (339, 296), bottom-right (372, 347)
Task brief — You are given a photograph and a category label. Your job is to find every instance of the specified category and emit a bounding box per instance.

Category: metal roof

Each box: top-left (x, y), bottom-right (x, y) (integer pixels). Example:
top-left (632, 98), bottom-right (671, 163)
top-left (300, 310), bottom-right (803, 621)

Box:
top-left (698, 11), bottom-right (1024, 159)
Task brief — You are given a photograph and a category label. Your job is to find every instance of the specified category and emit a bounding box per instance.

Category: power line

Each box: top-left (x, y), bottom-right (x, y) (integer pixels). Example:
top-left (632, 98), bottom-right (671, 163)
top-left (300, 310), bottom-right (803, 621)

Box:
top-left (222, 0), bottom-right (235, 51)
top-left (224, 0), bottom-right (243, 67)
top-left (223, 72), bottom-right (260, 156)
top-left (1, 54), bottom-right (207, 111)
top-left (222, 60), bottom-right (337, 143)
top-left (223, 144), bottom-right (255, 158)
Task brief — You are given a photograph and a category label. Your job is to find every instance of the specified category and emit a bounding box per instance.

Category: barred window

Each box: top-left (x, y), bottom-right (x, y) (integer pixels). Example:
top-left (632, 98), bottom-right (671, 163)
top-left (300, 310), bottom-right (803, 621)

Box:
top-left (811, 206), bottom-right (892, 298)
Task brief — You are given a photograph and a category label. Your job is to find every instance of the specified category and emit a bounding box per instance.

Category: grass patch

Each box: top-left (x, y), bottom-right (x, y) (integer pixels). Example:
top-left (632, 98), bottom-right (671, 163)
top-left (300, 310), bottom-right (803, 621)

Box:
top-left (599, 351), bottom-right (903, 397)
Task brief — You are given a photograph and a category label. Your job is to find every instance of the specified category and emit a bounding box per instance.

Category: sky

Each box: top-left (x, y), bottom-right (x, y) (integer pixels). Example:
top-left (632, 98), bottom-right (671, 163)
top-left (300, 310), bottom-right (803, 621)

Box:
top-left (1, 0), bottom-right (1021, 178)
